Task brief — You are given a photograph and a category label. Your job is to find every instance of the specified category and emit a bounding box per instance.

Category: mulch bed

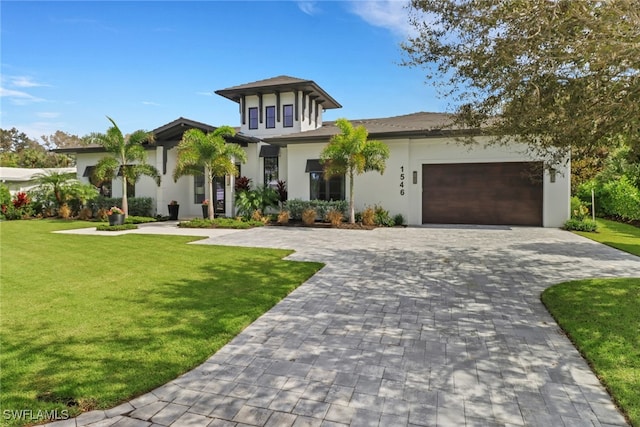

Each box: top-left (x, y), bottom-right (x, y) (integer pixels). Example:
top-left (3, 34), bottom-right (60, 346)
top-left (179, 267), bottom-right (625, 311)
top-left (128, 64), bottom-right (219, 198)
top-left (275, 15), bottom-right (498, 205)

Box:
top-left (268, 220), bottom-right (377, 230)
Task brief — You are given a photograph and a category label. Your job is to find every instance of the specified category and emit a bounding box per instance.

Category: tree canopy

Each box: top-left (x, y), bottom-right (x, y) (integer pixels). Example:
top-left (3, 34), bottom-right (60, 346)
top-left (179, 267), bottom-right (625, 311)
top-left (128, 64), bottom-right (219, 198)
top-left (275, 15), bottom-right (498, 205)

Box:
top-left (173, 126), bottom-right (247, 219)
top-left (320, 118), bottom-right (390, 223)
top-left (402, 0), bottom-right (640, 165)
top-left (88, 117), bottom-right (160, 216)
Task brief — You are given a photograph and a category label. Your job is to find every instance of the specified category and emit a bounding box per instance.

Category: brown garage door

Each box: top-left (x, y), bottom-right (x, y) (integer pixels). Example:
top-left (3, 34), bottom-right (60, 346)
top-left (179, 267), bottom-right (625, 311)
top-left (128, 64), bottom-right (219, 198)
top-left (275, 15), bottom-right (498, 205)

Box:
top-left (422, 162), bottom-right (543, 226)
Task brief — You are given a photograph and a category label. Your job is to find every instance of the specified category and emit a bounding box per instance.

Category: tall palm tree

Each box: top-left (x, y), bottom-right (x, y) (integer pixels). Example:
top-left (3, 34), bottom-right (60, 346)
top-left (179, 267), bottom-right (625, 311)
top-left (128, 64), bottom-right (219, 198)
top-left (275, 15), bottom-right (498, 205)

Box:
top-left (89, 117), bottom-right (160, 216)
top-left (173, 126), bottom-right (247, 219)
top-left (320, 118), bottom-right (390, 223)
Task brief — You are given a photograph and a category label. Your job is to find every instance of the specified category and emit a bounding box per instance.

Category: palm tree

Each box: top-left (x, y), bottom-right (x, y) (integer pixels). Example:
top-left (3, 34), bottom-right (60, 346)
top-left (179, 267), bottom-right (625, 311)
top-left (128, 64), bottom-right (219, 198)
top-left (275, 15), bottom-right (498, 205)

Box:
top-left (320, 118), bottom-right (390, 223)
top-left (33, 170), bottom-right (76, 209)
top-left (89, 117), bottom-right (160, 216)
top-left (173, 126), bottom-right (247, 219)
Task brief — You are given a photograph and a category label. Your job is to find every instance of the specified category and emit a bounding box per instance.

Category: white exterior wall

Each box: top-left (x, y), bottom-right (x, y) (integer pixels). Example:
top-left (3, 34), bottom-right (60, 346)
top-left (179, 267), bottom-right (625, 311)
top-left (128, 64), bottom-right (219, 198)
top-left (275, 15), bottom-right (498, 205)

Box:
top-left (285, 137), bottom-right (570, 228)
top-left (239, 91), bottom-right (323, 138)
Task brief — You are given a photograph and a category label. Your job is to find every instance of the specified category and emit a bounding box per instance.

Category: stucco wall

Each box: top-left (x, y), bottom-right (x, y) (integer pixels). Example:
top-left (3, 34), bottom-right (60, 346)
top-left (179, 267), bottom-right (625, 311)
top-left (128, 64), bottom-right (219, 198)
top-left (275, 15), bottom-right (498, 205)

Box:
top-left (284, 137), bottom-right (570, 227)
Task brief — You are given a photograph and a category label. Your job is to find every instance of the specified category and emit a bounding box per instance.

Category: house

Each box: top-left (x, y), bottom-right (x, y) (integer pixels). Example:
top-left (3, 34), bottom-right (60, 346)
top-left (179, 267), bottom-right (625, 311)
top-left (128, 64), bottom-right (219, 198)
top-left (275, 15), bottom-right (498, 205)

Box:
top-left (60, 75), bottom-right (570, 227)
top-left (0, 167), bottom-right (77, 194)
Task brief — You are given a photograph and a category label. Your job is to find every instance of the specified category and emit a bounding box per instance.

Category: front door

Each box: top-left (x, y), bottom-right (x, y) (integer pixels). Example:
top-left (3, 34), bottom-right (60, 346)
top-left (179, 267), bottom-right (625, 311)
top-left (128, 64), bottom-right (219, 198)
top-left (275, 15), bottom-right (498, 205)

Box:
top-left (214, 176), bottom-right (225, 215)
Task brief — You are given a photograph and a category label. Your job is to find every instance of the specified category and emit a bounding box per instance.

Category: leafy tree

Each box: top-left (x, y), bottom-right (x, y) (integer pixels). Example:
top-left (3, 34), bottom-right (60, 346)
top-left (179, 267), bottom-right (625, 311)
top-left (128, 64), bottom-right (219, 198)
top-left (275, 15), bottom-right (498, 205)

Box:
top-left (173, 127), bottom-right (247, 219)
top-left (402, 0), bottom-right (640, 165)
top-left (320, 118), bottom-right (390, 223)
top-left (88, 117), bottom-right (160, 216)
top-left (41, 130), bottom-right (84, 150)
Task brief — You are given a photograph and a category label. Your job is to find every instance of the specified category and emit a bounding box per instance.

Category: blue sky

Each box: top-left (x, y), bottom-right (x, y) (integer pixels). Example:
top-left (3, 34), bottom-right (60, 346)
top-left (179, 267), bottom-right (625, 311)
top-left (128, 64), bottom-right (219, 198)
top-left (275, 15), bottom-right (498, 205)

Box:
top-left (1, 1), bottom-right (445, 142)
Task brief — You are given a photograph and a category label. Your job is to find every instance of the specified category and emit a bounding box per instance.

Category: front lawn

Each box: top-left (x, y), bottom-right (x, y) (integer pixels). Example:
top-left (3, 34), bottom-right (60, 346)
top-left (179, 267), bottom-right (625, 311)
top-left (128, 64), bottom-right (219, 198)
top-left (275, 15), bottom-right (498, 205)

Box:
top-left (574, 218), bottom-right (640, 256)
top-left (0, 220), bottom-right (322, 426)
top-left (542, 219), bottom-right (640, 426)
top-left (542, 278), bottom-right (640, 426)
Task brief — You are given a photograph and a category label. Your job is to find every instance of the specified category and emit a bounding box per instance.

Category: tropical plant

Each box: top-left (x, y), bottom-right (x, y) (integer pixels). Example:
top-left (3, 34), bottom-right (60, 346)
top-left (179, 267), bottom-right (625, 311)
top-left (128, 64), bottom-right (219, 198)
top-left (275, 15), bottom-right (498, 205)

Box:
top-left (235, 185), bottom-right (278, 219)
top-left (301, 208), bottom-right (316, 225)
top-left (88, 117), bottom-right (160, 216)
top-left (33, 170), bottom-right (76, 210)
top-left (320, 118), bottom-right (390, 223)
top-left (173, 126), bottom-right (247, 219)
top-left (276, 180), bottom-right (288, 205)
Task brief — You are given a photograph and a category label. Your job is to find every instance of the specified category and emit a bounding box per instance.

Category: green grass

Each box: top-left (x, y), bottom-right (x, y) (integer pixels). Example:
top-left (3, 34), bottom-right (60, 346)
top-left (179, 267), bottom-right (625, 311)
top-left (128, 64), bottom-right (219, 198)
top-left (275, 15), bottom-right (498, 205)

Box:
top-left (542, 219), bottom-right (640, 426)
top-left (574, 218), bottom-right (640, 256)
top-left (0, 220), bottom-right (322, 426)
top-left (542, 278), bottom-right (640, 426)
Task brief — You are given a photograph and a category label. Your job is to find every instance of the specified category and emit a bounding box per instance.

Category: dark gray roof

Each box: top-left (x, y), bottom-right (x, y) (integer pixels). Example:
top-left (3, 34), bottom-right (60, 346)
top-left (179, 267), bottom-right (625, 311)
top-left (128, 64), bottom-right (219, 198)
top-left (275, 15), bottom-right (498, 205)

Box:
top-left (215, 75), bottom-right (342, 110)
top-left (264, 112), bottom-right (471, 145)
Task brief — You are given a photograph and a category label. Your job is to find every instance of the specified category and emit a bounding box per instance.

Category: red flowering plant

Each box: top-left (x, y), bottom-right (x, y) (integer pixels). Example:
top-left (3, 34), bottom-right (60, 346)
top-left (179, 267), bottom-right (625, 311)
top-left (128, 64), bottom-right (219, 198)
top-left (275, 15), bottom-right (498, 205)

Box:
top-left (12, 192), bottom-right (30, 208)
top-left (107, 206), bottom-right (124, 215)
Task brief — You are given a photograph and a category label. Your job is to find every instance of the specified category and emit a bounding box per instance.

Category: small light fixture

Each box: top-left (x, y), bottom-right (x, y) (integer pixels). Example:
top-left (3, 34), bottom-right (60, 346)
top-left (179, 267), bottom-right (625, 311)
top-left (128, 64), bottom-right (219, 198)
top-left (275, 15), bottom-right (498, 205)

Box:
top-left (413, 171), bottom-right (418, 184)
top-left (549, 168), bottom-right (556, 183)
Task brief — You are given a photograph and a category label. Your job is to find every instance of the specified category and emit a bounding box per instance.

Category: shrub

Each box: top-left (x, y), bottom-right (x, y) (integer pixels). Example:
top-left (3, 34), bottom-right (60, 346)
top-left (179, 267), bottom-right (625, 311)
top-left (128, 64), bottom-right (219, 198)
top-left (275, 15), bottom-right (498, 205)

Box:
top-left (284, 199), bottom-right (348, 220)
top-left (96, 224), bottom-right (138, 231)
top-left (78, 207), bottom-right (93, 220)
top-left (362, 207), bottom-right (375, 226)
top-left (374, 205), bottom-right (395, 227)
top-left (2, 192), bottom-right (34, 220)
top-left (91, 197), bottom-right (154, 217)
top-left (276, 180), bottom-right (288, 204)
top-left (235, 176), bottom-right (252, 193)
top-left (178, 217), bottom-right (264, 229)
top-left (564, 218), bottom-right (598, 232)
top-left (570, 196), bottom-right (590, 220)
top-left (277, 210), bottom-right (290, 224)
top-left (302, 208), bottom-right (316, 225)
top-left (577, 177), bottom-right (640, 221)
top-left (326, 209), bottom-right (343, 227)
top-left (58, 203), bottom-right (72, 219)
top-left (393, 213), bottom-right (405, 226)
top-left (125, 216), bottom-right (157, 224)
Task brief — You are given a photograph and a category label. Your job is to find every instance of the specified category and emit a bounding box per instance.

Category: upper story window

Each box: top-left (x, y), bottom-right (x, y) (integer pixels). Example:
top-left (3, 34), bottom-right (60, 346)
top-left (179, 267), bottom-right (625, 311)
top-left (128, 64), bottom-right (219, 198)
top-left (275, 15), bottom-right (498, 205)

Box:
top-left (248, 107), bottom-right (258, 130)
top-left (283, 104), bottom-right (294, 127)
top-left (266, 106), bottom-right (276, 129)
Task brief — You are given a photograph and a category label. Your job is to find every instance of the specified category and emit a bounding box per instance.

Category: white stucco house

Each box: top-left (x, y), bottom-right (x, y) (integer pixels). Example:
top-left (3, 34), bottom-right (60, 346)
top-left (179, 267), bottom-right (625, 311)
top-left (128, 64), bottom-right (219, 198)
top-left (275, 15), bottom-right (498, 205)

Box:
top-left (59, 75), bottom-right (570, 227)
top-left (0, 167), bottom-right (77, 194)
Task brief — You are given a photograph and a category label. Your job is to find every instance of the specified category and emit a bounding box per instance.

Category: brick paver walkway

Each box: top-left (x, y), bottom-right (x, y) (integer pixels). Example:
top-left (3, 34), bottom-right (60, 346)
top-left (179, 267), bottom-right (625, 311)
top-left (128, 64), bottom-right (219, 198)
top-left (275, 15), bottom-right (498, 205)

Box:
top-left (49, 225), bottom-right (640, 426)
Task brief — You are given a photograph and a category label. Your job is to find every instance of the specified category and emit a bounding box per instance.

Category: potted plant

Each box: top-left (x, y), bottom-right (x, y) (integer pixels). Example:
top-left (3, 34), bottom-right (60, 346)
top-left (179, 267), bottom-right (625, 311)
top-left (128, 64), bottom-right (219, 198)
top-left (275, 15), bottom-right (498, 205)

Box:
top-left (107, 206), bottom-right (125, 226)
top-left (201, 199), bottom-right (209, 219)
top-left (168, 200), bottom-right (179, 220)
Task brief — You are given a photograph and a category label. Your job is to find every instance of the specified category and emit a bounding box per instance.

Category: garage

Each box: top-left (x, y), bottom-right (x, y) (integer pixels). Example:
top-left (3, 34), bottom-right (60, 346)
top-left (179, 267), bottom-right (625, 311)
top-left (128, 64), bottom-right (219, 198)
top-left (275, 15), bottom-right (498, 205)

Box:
top-left (422, 162), bottom-right (543, 226)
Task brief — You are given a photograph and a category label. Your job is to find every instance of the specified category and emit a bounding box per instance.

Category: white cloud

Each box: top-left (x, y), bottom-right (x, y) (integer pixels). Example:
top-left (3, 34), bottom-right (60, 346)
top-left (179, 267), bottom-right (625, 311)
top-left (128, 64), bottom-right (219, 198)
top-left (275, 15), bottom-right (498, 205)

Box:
top-left (196, 91), bottom-right (213, 96)
top-left (36, 112), bottom-right (61, 119)
top-left (297, 1), bottom-right (319, 15)
top-left (0, 87), bottom-right (45, 104)
top-left (347, 0), bottom-right (413, 37)
top-left (142, 101), bottom-right (161, 106)
top-left (11, 76), bottom-right (50, 88)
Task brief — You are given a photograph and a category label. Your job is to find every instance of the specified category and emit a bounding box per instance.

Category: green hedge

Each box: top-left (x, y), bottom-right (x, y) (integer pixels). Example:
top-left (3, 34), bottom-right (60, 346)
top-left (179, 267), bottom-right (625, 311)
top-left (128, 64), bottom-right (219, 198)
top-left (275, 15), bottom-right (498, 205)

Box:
top-left (91, 196), bottom-right (154, 217)
top-left (577, 176), bottom-right (640, 221)
top-left (284, 199), bottom-right (348, 220)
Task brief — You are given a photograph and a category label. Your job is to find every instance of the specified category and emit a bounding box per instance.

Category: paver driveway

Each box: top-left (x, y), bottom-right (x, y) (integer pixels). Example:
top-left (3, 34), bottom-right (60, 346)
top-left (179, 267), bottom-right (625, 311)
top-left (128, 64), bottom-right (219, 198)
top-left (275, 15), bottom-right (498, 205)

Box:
top-left (55, 225), bottom-right (640, 427)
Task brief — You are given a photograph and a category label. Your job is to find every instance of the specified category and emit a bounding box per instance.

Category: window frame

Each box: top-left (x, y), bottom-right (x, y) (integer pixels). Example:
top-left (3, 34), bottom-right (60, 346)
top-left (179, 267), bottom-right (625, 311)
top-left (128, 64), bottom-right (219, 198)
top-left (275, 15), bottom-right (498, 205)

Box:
top-left (265, 106), bottom-right (276, 129)
top-left (263, 156), bottom-right (279, 186)
top-left (283, 104), bottom-right (294, 127)
top-left (248, 107), bottom-right (259, 130)
top-left (310, 172), bottom-right (345, 201)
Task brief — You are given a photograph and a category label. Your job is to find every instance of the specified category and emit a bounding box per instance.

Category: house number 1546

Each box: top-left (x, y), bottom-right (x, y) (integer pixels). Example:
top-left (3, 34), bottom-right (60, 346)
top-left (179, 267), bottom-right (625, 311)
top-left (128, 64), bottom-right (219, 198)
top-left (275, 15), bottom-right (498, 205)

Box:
top-left (400, 166), bottom-right (406, 196)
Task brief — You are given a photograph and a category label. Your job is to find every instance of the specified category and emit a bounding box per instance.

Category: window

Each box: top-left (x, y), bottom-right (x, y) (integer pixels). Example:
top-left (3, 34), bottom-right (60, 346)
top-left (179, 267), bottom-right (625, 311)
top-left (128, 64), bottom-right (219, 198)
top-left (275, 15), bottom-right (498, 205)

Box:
top-left (283, 104), bottom-right (294, 127)
top-left (248, 107), bottom-right (258, 129)
top-left (126, 181), bottom-right (135, 198)
top-left (310, 172), bottom-right (345, 201)
top-left (266, 106), bottom-right (276, 129)
top-left (194, 174), bottom-right (205, 204)
top-left (264, 157), bottom-right (278, 186)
